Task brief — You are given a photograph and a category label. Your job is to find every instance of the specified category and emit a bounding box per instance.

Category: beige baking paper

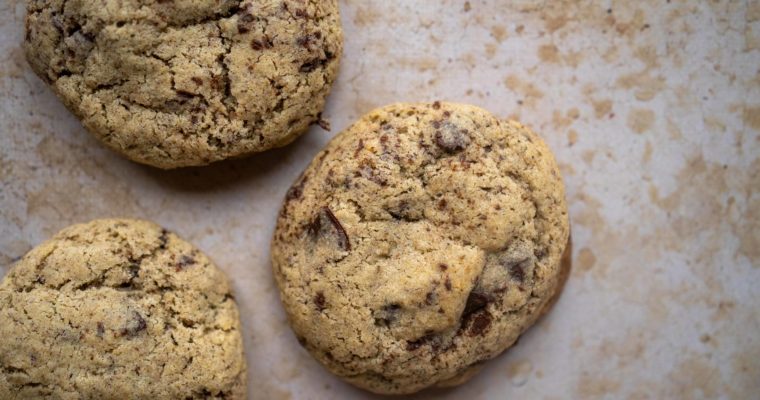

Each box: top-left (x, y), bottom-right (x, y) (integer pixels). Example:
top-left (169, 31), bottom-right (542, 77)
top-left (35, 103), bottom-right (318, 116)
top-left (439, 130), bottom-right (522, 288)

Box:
top-left (1, 1), bottom-right (758, 399)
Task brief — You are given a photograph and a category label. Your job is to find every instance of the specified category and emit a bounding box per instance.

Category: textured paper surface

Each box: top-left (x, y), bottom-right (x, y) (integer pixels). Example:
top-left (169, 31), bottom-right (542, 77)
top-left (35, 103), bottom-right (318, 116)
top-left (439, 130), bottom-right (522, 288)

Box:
top-left (1, 1), bottom-right (759, 399)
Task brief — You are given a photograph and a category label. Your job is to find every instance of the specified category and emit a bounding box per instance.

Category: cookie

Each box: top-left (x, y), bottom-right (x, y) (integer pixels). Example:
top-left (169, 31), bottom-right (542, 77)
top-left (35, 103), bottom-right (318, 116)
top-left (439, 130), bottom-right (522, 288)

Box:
top-left (0, 219), bottom-right (246, 399)
top-left (24, 0), bottom-right (343, 168)
top-left (271, 102), bottom-right (570, 394)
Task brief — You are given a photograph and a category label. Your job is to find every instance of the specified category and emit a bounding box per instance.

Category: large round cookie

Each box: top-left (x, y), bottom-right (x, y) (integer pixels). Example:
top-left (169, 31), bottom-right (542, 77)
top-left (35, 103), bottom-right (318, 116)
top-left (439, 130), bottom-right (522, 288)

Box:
top-left (272, 102), bottom-right (570, 394)
top-left (0, 219), bottom-right (246, 399)
top-left (24, 0), bottom-right (343, 168)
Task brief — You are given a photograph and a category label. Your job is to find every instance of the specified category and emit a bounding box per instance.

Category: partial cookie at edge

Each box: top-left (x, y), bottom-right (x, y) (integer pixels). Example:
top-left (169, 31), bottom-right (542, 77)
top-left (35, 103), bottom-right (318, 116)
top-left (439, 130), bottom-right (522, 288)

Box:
top-left (0, 218), bottom-right (247, 399)
top-left (24, 0), bottom-right (343, 168)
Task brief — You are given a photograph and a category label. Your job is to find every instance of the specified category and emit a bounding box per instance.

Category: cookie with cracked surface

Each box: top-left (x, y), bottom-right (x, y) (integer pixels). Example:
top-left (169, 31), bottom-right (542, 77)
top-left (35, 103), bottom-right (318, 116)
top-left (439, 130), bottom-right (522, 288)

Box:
top-left (24, 0), bottom-right (343, 168)
top-left (0, 219), bottom-right (246, 399)
top-left (271, 102), bottom-right (570, 394)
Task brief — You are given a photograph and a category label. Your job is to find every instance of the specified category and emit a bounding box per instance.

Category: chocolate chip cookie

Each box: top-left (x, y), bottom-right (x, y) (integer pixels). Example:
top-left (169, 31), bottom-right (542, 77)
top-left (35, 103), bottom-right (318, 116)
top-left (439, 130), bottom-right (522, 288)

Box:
top-left (0, 219), bottom-right (246, 399)
top-left (24, 0), bottom-right (343, 168)
top-left (271, 102), bottom-right (570, 394)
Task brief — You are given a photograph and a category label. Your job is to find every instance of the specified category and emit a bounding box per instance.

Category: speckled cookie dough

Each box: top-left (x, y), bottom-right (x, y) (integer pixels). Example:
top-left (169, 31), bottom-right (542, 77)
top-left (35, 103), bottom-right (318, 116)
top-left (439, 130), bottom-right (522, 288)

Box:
top-left (0, 219), bottom-right (247, 399)
top-left (24, 0), bottom-right (343, 168)
top-left (271, 102), bottom-right (570, 394)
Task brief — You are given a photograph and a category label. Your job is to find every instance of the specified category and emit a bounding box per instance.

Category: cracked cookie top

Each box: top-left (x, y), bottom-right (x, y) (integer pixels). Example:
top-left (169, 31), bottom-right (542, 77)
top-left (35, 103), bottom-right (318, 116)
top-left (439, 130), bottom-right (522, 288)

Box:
top-left (272, 102), bottom-right (570, 394)
top-left (24, 0), bottom-right (343, 168)
top-left (0, 219), bottom-right (246, 399)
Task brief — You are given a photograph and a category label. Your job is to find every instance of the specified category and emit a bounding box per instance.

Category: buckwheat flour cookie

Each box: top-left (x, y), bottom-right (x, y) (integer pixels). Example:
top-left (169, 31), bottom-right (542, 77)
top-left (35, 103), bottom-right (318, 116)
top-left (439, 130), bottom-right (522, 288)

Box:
top-left (272, 102), bottom-right (570, 394)
top-left (24, 0), bottom-right (342, 168)
top-left (0, 219), bottom-right (246, 399)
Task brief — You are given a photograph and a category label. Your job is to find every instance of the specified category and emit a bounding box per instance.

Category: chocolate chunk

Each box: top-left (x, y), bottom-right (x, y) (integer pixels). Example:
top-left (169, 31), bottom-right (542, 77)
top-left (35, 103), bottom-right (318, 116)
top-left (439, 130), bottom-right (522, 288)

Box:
top-left (444, 277), bottom-right (452, 291)
top-left (462, 291), bottom-right (490, 318)
top-left (385, 200), bottom-right (421, 221)
top-left (237, 13), bottom-right (254, 33)
top-left (407, 331), bottom-right (439, 351)
top-left (158, 229), bottom-right (168, 249)
top-left (314, 292), bottom-right (326, 311)
top-left (297, 32), bottom-right (322, 50)
top-left (299, 51), bottom-right (334, 73)
top-left (467, 312), bottom-right (492, 336)
top-left (323, 208), bottom-right (349, 251)
top-left (300, 58), bottom-right (324, 73)
top-left (96, 322), bottom-right (105, 338)
top-left (307, 212), bottom-right (322, 236)
top-left (374, 303), bottom-right (401, 327)
top-left (425, 291), bottom-right (435, 305)
top-left (535, 247), bottom-right (547, 258)
top-left (406, 336), bottom-right (430, 351)
top-left (119, 311), bottom-right (147, 338)
top-left (434, 122), bottom-right (470, 153)
top-left (438, 263), bottom-right (448, 271)
top-left (508, 259), bottom-right (529, 282)
top-left (251, 37), bottom-right (273, 50)
top-left (64, 30), bottom-right (95, 60)
top-left (285, 175), bottom-right (308, 202)
top-left (354, 139), bottom-right (364, 157)
top-left (432, 101), bottom-right (441, 110)
top-left (127, 263), bottom-right (140, 279)
top-left (356, 159), bottom-right (387, 186)
top-left (176, 255), bottom-right (196, 271)
top-left (308, 207), bottom-right (351, 251)
top-left (191, 76), bottom-right (203, 85)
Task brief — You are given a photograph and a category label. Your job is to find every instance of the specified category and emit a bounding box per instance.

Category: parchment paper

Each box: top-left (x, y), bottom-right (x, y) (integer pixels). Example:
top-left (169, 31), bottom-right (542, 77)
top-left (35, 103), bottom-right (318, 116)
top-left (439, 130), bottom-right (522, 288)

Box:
top-left (1, 1), bottom-right (759, 399)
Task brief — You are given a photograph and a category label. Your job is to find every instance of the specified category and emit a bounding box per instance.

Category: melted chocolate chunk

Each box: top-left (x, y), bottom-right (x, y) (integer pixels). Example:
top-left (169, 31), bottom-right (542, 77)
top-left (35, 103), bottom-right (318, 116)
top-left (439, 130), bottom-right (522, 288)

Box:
top-left (237, 13), bottom-right (254, 33)
top-left (354, 139), bottom-right (364, 157)
top-left (314, 292), bottom-right (326, 311)
top-left (374, 303), bottom-right (401, 327)
top-left (296, 32), bottom-right (322, 50)
top-left (425, 291), bottom-right (435, 305)
top-left (285, 175), bottom-right (308, 202)
top-left (176, 255), bottom-right (196, 271)
top-left (324, 208), bottom-right (350, 250)
top-left (467, 312), bottom-right (492, 336)
top-left (127, 263), bottom-right (140, 279)
top-left (308, 207), bottom-right (351, 251)
top-left (356, 159), bottom-right (387, 186)
top-left (462, 291), bottom-right (490, 318)
top-left (508, 259), bottom-right (529, 283)
top-left (385, 200), bottom-right (421, 221)
top-left (299, 51), bottom-right (335, 73)
top-left (158, 229), bottom-right (169, 249)
top-left (119, 311), bottom-right (147, 338)
top-left (251, 36), bottom-right (273, 50)
top-left (407, 330), bottom-right (440, 351)
top-left (437, 198), bottom-right (447, 210)
top-left (434, 122), bottom-right (470, 153)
